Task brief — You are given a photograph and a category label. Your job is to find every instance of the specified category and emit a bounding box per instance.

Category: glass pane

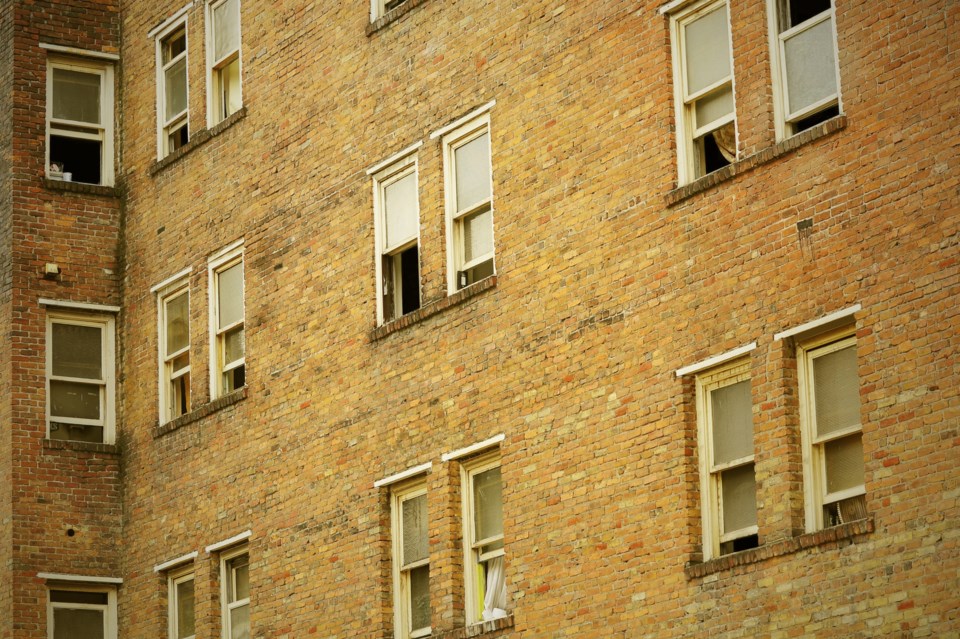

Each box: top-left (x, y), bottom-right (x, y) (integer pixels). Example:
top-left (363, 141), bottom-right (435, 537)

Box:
top-left (52, 69), bottom-right (101, 124)
top-left (52, 323), bottom-right (102, 379)
top-left (473, 466), bottom-right (503, 542)
top-left (50, 380), bottom-right (101, 420)
top-left (463, 208), bottom-right (493, 264)
top-left (409, 565), bottom-right (431, 632)
top-left (825, 433), bottom-right (864, 494)
top-left (53, 608), bottom-right (104, 639)
top-left (711, 379), bottom-right (752, 465)
top-left (384, 172), bottom-right (418, 249)
top-left (165, 292), bottom-right (189, 357)
top-left (784, 17), bottom-right (837, 115)
top-left (49, 422), bottom-right (103, 443)
top-left (176, 579), bottom-right (195, 638)
top-left (51, 591), bottom-right (108, 605)
top-left (163, 30), bottom-right (186, 64)
top-left (694, 86), bottom-right (733, 130)
top-left (401, 493), bottom-right (428, 565)
top-left (230, 555), bottom-right (249, 601)
top-left (813, 343), bottom-right (859, 437)
top-left (221, 57), bottom-right (242, 117)
top-left (720, 463), bottom-right (757, 533)
top-left (214, 0), bottom-right (240, 61)
top-left (229, 604), bottom-right (250, 639)
top-left (218, 263), bottom-right (244, 329)
top-left (165, 57), bottom-right (187, 121)
top-left (172, 353), bottom-right (190, 376)
top-left (684, 4), bottom-right (731, 95)
top-left (224, 327), bottom-right (245, 365)
top-left (454, 132), bottom-right (491, 212)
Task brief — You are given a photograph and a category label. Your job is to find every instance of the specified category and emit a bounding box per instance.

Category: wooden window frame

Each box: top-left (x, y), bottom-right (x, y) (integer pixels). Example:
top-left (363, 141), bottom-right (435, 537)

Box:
top-left (156, 18), bottom-right (190, 159)
top-left (208, 243), bottom-right (245, 399)
top-left (47, 585), bottom-right (117, 639)
top-left (219, 546), bottom-right (250, 639)
top-left (158, 282), bottom-right (191, 423)
top-left (390, 478), bottom-right (431, 639)
top-left (372, 153), bottom-right (421, 326)
top-left (206, 0), bottom-right (243, 126)
top-left (168, 567), bottom-right (197, 639)
top-left (461, 451), bottom-right (506, 625)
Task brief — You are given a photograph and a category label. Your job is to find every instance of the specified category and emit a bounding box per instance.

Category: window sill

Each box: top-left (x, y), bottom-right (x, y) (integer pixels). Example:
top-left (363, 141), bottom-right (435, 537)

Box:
top-left (43, 439), bottom-right (120, 455)
top-left (685, 516), bottom-right (874, 579)
top-left (366, 0), bottom-right (430, 35)
top-left (149, 107), bottom-right (247, 176)
top-left (369, 276), bottom-right (497, 341)
top-left (42, 178), bottom-right (119, 198)
top-left (666, 115), bottom-right (847, 206)
top-left (435, 615), bottom-right (515, 639)
top-left (153, 386), bottom-right (247, 438)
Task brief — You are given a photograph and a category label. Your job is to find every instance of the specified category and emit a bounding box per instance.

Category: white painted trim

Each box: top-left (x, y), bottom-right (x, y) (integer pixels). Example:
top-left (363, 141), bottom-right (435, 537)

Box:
top-left (208, 244), bottom-right (245, 399)
top-left (374, 462), bottom-right (432, 488)
top-left (675, 342), bottom-right (756, 377)
top-left (366, 141), bottom-right (423, 175)
top-left (659, 0), bottom-right (699, 15)
top-left (150, 267), bottom-right (192, 294)
top-left (153, 551), bottom-right (198, 573)
top-left (39, 43), bottom-right (119, 61)
top-left (441, 434), bottom-right (505, 462)
top-left (37, 572), bottom-right (122, 584)
top-left (774, 304), bottom-right (861, 342)
top-left (208, 238), bottom-right (245, 265)
top-left (147, 2), bottom-right (194, 38)
top-left (39, 299), bottom-right (121, 313)
top-left (205, 529), bottom-right (251, 553)
top-left (429, 101), bottom-right (496, 140)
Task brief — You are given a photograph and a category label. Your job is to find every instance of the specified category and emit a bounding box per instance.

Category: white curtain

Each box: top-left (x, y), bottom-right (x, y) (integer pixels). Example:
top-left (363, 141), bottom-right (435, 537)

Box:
top-left (481, 556), bottom-right (507, 621)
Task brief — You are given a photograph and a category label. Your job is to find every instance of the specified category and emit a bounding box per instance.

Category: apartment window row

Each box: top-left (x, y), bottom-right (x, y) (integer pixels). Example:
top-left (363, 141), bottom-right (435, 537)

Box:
top-left (155, 243), bottom-right (246, 424)
top-left (382, 446), bottom-right (506, 639)
top-left (686, 319), bottom-right (866, 562)
top-left (668, 0), bottom-right (842, 184)
top-left (371, 107), bottom-right (496, 326)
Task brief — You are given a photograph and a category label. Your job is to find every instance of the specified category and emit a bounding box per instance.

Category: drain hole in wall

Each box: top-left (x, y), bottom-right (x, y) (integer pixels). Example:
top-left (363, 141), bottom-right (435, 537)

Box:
top-left (66, 528), bottom-right (75, 537)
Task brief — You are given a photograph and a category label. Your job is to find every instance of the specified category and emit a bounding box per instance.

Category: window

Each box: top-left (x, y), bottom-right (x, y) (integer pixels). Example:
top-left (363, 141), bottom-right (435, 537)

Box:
top-left (157, 21), bottom-right (189, 158)
top-left (373, 155), bottom-right (421, 324)
top-left (168, 569), bottom-right (196, 639)
top-left (669, 0), bottom-right (737, 183)
top-left (46, 57), bottom-right (114, 186)
top-left (220, 548), bottom-right (250, 639)
top-left (371, 0), bottom-right (409, 20)
top-left (209, 245), bottom-right (245, 398)
top-left (391, 479), bottom-right (430, 639)
top-left (769, 0), bottom-right (841, 137)
top-left (159, 283), bottom-right (191, 422)
top-left (48, 587), bottom-right (117, 639)
top-left (695, 360), bottom-right (758, 559)
top-left (46, 313), bottom-right (115, 444)
top-left (442, 115), bottom-right (495, 292)
top-left (462, 453), bottom-right (507, 624)
top-left (207, 0), bottom-right (242, 124)
top-left (799, 332), bottom-right (866, 531)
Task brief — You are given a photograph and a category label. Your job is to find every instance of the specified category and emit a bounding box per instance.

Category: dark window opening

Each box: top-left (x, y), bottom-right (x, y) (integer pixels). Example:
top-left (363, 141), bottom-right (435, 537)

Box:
top-left (787, 0), bottom-right (831, 28)
top-left (720, 534), bottom-right (759, 556)
top-left (51, 591), bottom-right (108, 605)
top-left (169, 124), bottom-right (188, 154)
top-left (701, 132), bottom-right (732, 176)
top-left (384, 0), bottom-right (408, 12)
top-left (50, 135), bottom-right (101, 185)
top-left (458, 258), bottom-right (494, 290)
top-left (227, 365), bottom-right (245, 392)
top-left (399, 246), bottom-right (420, 316)
top-left (793, 104), bottom-right (839, 134)
top-left (49, 422), bottom-right (104, 444)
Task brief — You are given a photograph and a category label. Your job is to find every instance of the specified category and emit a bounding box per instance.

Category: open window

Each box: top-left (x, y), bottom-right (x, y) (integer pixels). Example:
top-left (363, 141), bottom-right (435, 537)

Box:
top-left (207, 0), bottom-right (242, 124)
top-left (371, 0), bottom-right (409, 20)
top-left (209, 244), bottom-right (245, 398)
top-left (48, 586), bottom-right (117, 639)
top-left (373, 154), bottom-right (421, 325)
top-left (168, 568), bottom-right (196, 639)
top-left (159, 282), bottom-right (191, 422)
top-left (391, 479), bottom-right (430, 639)
top-left (157, 20), bottom-right (189, 158)
top-left (46, 58), bottom-right (114, 186)
top-left (462, 452), bottom-right (507, 624)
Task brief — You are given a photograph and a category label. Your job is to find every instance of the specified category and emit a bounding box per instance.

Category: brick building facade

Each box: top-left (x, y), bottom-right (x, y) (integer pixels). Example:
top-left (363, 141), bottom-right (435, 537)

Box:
top-left (1, 0), bottom-right (958, 638)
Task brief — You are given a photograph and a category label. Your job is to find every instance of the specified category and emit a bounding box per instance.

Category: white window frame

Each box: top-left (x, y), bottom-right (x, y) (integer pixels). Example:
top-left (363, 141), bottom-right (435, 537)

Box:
top-left (668, 0), bottom-right (738, 184)
top-left (798, 330), bottom-right (865, 532)
top-left (208, 243), bottom-right (245, 399)
top-left (45, 312), bottom-right (116, 444)
top-left (695, 359), bottom-right (757, 560)
top-left (461, 451), bottom-right (506, 625)
top-left (391, 478), bottom-right (430, 639)
top-left (371, 0), bottom-right (408, 21)
top-left (219, 545), bottom-right (250, 639)
top-left (156, 17), bottom-right (190, 159)
top-left (45, 56), bottom-right (115, 186)
top-left (157, 280), bottom-right (191, 423)
top-left (441, 114), bottom-right (496, 294)
top-left (205, 0), bottom-right (242, 126)
top-left (47, 585), bottom-right (117, 639)
top-left (372, 153), bottom-right (421, 326)
top-left (766, 0), bottom-right (842, 139)
top-left (168, 567), bottom-right (197, 639)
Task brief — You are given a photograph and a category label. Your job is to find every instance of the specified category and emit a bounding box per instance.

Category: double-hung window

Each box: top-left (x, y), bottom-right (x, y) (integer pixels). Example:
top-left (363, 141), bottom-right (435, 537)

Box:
top-left (371, 0), bottom-right (409, 21)
top-left (799, 332), bottom-right (866, 530)
top-left (462, 453), bottom-right (507, 624)
top-left (221, 548), bottom-right (250, 639)
top-left (768, 0), bottom-right (841, 137)
top-left (695, 360), bottom-right (758, 559)
top-left (46, 57), bottom-right (114, 185)
top-left (669, 0), bottom-right (737, 183)
top-left (373, 154), bottom-right (421, 324)
top-left (442, 115), bottom-right (495, 292)
top-left (169, 569), bottom-right (196, 639)
top-left (210, 245), bottom-right (245, 397)
top-left (48, 587), bottom-right (117, 639)
top-left (391, 480), bottom-right (430, 639)
top-left (46, 313), bottom-right (115, 444)
top-left (159, 283), bottom-right (191, 423)
top-left (157, 21), bottom-right (189, 157)
top-left (207, 0), bottom-right (242, 124)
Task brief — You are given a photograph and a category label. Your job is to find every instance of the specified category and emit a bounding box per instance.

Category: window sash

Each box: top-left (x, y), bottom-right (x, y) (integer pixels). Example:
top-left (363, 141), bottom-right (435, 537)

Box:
top-left (48, 318), bottom-right (108, 427)
top-left (392, 480), bottom-right (430, 639)
top-left (462, 453), bottom-right (503, 624)
top-left (778, 10), bottom-right (838, 122)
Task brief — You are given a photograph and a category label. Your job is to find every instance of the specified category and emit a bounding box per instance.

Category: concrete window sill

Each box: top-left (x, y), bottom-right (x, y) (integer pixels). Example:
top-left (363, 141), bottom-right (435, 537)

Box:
top-left (434, 614), bottom-right (515, 639)
top-left (153, 386), bottom-right (248, 438)
top-left (43, 439), bottom-right (120, 455)
top-left (43, 179), bottom-right (119, 198)
top-left (370, 276), bottom-right (497, 342)
top-left (367, 0), bottom-right (430, 35)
